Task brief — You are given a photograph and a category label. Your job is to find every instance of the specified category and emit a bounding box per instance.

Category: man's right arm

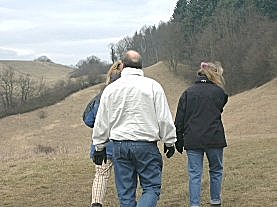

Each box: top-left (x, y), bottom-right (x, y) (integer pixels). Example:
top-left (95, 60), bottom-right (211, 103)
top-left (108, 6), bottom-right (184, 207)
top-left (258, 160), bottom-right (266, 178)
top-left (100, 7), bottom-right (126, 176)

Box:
top-left (153, 83), bottom-right (176, 159)
top-left (154, 83), bottom-right (177, 145)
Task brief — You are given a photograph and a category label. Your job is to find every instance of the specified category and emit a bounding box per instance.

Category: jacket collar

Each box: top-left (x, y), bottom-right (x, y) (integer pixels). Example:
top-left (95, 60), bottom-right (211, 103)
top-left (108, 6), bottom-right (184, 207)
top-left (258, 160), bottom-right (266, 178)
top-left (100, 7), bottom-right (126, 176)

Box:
top-left (195, 75), bottom-right (214, 84)
top-left (121, 67), bottom-right (144, 77)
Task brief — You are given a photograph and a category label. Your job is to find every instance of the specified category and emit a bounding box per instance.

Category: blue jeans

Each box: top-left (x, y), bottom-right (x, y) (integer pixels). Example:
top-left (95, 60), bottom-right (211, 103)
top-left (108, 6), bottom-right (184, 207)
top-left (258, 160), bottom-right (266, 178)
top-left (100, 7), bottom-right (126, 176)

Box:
top-left (113, 140), bottom-right (163, 207)
top-left (186, 148), bottom-right (223, 207)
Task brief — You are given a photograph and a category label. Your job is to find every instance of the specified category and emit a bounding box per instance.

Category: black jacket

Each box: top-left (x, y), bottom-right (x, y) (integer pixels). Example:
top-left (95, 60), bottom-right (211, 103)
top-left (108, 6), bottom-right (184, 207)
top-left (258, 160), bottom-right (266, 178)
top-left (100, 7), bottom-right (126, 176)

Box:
top-left (175, 75), bottom-right (228, 150)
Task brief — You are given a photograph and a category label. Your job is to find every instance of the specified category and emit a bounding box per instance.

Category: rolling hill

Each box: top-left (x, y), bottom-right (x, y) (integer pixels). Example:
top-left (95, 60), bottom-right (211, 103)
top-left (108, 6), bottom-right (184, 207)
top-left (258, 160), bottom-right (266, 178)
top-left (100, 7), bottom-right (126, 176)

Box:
top-left (223, 78), bottom-right (277, 136)
top-left (0, 60), bottom-right (72, 85)
top-left (0, 62), bottom-right (276, 206)
top-left (0, 61), bottom-right (189, 161)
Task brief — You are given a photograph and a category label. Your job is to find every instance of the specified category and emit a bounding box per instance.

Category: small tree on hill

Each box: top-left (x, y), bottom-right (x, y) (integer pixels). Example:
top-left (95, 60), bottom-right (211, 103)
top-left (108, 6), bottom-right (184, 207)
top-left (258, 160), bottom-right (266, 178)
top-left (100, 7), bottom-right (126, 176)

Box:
top-left (34, 56), bottom-right (53, 63)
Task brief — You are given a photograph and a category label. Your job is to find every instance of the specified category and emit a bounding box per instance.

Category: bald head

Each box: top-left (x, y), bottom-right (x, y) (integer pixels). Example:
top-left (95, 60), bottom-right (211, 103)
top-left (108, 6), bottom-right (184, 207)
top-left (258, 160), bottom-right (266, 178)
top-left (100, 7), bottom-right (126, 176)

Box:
top-left (122, 50), bottom-right (142, 69)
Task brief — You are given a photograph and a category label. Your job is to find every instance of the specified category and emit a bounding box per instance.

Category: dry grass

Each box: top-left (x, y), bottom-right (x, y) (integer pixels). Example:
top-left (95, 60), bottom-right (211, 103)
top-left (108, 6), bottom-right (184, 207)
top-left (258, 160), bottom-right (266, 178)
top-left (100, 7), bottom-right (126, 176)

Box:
top-left (0, 60), bottom-right (72, 85)
top-left (0, 62), bottom-right (276, 206)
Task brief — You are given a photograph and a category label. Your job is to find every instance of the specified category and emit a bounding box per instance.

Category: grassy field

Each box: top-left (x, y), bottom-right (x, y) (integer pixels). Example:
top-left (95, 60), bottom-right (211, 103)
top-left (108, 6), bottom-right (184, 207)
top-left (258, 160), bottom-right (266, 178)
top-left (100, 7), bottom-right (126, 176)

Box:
top-left (1, 134), bottom-right (276, 207)
top-left (0, 62), bottom-right (276, 206)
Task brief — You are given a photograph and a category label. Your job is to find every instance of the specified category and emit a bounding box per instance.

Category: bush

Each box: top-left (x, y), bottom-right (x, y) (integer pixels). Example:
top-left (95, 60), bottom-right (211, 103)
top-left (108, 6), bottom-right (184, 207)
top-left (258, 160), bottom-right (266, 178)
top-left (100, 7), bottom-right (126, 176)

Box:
top-left (37, 110), bottom-right (47, 119)
top-left (34, 144), bottom-right (55, 154)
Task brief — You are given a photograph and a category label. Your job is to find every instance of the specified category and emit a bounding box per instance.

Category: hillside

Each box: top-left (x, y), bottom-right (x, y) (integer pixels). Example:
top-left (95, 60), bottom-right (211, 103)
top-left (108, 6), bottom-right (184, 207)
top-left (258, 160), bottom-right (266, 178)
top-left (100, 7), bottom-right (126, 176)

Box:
top-left (223, 78), bottom-right (277, 136)
top-left (2, 63), bottom-right (275, 160)
top-left (0, 61), bottom-right (189, 161)
top-left (0, 63), bottom-right (276, 206)
top-left (0, 60), bottom-right (72, 85)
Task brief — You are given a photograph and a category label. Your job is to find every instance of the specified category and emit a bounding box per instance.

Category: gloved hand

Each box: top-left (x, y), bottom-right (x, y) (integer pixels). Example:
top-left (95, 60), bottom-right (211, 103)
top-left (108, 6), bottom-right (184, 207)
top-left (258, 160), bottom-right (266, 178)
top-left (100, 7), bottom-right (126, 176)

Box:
top-left (164, 144), bottom-right (175, 158)
top-left (175, 139), bottom-right (184, 154)
top-left (93, 147), bottom-right (107, 165)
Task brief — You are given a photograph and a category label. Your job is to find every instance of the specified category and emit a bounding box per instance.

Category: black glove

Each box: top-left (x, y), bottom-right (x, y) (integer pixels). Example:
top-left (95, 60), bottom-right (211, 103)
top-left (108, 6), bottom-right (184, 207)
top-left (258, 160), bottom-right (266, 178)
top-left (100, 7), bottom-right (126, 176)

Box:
top-left (93, 147), bottom-right (107, 165)
top-left (164, 144), bottom-right (175, 158)
top-left (175, 139), bottom-right (184, 154)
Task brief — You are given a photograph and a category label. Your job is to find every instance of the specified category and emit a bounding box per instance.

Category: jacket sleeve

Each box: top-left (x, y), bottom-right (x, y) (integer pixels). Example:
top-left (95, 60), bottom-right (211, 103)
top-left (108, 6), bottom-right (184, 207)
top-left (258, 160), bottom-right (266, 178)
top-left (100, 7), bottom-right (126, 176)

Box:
top-left (174, 91), bottom-right (187, 141)
top-left (91, 92), bottom-right (110, 149)
top-left (223, 93), bottom-right (228, 107)
top-left (154, 84), bottom-right (177, 145)
top-left (218, 90), bottom-right (229, 112)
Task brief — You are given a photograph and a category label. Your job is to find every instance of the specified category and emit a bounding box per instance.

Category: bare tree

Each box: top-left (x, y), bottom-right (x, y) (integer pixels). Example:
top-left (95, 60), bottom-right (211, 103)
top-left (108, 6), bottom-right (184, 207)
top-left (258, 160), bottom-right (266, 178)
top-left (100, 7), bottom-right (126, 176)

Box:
top-left (158, 22), bottom-right (184, 73)
top-left (18, 74), bottom-right (35, 104)
top-left (36, 76), bottom-right (46, 96)
top-left (109, 43), bottom-right (117, 63)
top-left (115, 37), bottom-right (133, 59)
top-left (0, 67), bottom-right (16, 109)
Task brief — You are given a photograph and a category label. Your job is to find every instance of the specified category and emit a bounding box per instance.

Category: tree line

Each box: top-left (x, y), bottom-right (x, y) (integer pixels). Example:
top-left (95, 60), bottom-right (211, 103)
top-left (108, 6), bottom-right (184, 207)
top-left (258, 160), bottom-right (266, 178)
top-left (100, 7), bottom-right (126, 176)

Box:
top-left (110, 0), bottom-right (276, 94)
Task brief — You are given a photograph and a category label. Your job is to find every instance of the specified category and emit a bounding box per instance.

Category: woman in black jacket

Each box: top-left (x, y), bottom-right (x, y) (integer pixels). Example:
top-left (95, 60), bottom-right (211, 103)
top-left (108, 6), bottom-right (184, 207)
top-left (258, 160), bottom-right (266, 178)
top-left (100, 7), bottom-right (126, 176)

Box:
top-left (175, 61), bottom-right (228, 207)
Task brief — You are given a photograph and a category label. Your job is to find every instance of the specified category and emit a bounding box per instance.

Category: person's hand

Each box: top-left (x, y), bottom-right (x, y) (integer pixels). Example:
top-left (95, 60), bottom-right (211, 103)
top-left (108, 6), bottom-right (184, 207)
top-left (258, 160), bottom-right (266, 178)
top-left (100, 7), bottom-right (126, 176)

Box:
top-left (164, 144), bottom-right (175, 158)
top-left (175, 139), bottom-right (184, 154)
top-left (93, 147), bottom-right (107, 165)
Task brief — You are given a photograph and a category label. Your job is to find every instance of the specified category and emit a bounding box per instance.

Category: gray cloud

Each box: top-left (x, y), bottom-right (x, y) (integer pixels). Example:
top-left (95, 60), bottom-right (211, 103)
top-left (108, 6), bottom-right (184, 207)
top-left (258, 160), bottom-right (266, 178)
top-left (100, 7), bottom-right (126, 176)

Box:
top-left (0, 0), bottom-right (178, 65)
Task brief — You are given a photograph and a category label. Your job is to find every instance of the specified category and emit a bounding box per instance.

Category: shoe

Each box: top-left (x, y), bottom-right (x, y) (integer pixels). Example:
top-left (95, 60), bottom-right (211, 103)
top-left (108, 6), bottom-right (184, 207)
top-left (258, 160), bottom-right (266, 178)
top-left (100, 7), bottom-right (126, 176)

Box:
top-left (91, 203), bottom-right (102, 207)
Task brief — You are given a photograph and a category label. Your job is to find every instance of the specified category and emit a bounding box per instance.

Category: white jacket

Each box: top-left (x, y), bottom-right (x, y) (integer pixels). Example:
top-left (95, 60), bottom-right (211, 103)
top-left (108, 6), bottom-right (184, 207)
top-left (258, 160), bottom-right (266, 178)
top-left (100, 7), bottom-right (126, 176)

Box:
top-left (92, 67), bottom-right (176, 149)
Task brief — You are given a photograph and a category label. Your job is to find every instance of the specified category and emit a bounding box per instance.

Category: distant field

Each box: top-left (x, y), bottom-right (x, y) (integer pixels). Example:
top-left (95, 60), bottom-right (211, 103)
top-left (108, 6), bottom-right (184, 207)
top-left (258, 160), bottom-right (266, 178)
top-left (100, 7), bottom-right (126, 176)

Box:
top-left (0, 62), bottom-right (276, 207)
top-left (0, 60), bottom-right (72, 85)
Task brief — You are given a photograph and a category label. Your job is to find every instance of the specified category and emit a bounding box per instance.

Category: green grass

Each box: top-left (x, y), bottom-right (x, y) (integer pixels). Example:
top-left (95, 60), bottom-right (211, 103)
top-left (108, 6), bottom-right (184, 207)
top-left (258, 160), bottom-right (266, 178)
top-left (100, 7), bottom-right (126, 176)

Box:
top-left (0, 134), bottom-right (276, 207)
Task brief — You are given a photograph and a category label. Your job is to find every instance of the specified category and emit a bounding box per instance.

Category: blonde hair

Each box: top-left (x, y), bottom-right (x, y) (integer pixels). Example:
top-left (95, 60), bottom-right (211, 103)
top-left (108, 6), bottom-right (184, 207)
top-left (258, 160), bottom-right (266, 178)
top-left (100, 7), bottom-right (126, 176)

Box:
top-left (105, 60), bottom-right (122, 85)
top-left (198, 61), bottom-right (225, 89)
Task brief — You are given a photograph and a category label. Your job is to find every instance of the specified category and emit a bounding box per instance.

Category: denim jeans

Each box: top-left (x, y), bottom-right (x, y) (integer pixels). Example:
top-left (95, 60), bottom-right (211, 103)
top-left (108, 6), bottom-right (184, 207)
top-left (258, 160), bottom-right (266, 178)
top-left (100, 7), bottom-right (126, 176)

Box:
top-left (186, 148), bottom-right (223, 207)
top-left (113, 140), bottom-right (163, 207)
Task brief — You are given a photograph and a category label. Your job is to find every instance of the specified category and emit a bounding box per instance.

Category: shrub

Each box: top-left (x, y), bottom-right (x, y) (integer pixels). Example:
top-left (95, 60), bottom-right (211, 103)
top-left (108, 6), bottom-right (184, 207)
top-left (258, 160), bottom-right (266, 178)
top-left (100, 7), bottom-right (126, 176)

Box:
top-left (37, 110), bottom-right (47, 119)
top-left (34, 144), bottom-right (55, 154)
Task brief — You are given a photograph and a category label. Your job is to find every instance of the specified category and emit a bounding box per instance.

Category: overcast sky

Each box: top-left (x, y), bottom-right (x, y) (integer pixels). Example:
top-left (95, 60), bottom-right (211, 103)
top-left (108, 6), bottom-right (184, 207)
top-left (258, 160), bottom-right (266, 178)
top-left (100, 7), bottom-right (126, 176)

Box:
top-left (0, 0), bottom-right (178, 66)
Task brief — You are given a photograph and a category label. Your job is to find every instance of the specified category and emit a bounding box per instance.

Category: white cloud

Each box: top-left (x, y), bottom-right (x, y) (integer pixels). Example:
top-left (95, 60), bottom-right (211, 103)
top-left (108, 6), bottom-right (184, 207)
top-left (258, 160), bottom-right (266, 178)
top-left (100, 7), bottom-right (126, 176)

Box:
top-left (0, 0), bottom-right (178, 65)
top-left (0, 20), bottom-right (39, 32)
top-left (0, 46), bottom-right (34, 56)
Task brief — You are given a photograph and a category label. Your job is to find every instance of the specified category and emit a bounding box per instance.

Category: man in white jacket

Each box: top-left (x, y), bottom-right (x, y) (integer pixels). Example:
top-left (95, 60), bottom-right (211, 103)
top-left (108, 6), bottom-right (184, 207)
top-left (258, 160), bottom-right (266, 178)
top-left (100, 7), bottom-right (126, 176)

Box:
top-left (92, 50), bottom-right (176, 207)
